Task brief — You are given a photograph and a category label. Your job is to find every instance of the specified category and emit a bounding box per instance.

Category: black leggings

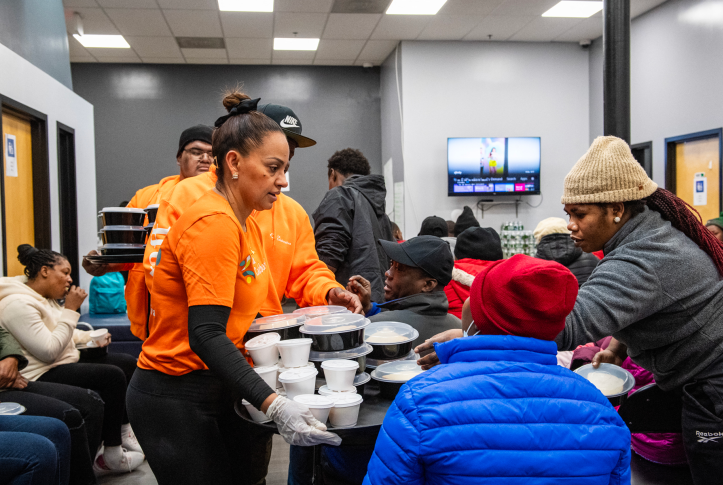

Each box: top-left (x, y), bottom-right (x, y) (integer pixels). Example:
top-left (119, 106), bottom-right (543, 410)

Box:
top-left (127, 368), bottom-right (273, 485)
top-left (37, 352), bottom-right (137, 447)
top-left (2, 381), bottom-right (104, 485)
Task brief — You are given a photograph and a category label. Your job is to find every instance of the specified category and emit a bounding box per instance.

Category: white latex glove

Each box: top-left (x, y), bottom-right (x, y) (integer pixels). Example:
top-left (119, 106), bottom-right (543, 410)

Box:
top-left (266, 396), bottom-right (342, 447)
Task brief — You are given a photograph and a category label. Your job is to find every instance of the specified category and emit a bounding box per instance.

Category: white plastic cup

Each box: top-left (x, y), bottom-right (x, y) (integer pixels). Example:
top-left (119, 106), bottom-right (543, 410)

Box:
top-left (245, 333), bottom-right (281, 367)
top-left (321, 359), bottom-right (359, 391)
top-left (278, 367), bottom-right (318, 401)
top-left (89, 328), bottom-right (108, 346)
top-left (293, 394), bottom-right (334, 424)
top-left (242, 399), bottom-right (271, 423)
top-left (276, 338), bottom-right (313, 369)
top-left (277, 362), bottom-right (315, 388)
top-left (253, 365), bottom-right (279, 390)
top-left (328, 394), bottom-right (363, 428)
top-left (318, 385), bottom-right (356, 397)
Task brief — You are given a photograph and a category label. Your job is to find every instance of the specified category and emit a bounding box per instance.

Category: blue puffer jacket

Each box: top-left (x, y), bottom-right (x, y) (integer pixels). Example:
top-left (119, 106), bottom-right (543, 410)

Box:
top-left (363, 335), bottom-right (631, 485)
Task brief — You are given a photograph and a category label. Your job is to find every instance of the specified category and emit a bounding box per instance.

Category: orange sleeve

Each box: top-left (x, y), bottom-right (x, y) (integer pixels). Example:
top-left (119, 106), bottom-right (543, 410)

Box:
top-left (285, 208), bottom-right (342, 308)
top-left (177, 214), bottom-right (240, 308)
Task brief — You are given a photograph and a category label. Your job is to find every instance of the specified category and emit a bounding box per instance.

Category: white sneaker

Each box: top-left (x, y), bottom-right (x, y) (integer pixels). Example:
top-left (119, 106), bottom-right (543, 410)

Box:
top-left (93, 448), bottom-right (145, 477)
top-left (121, 425), bottom-right (144, 454)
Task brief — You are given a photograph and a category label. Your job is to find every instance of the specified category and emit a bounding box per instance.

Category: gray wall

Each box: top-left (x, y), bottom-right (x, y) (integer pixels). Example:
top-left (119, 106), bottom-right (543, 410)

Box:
top-left (589, 0), bottom-right (723, 188)
top-left (380, 44), bottom-right (404, 185)
top-left (0, 0), bottom-right (72, 89)
top-left (71, 64), bottom-right (381, 215)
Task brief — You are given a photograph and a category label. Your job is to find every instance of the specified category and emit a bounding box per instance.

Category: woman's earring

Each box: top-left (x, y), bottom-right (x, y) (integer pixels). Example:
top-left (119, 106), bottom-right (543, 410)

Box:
top-left (614, 216), bottom-right (621, 223)
top-left (232, 172), bottom-right (239, 180)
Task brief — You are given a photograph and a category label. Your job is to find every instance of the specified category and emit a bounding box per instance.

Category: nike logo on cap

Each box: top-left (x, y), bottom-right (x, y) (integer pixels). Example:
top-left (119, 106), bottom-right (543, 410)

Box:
top-left (280, 115), bottom-right (299, 128)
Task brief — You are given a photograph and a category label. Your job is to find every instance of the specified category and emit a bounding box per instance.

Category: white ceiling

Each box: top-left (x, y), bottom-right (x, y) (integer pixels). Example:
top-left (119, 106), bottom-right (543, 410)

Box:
top-left (65, 0), bottom-right (668, 65)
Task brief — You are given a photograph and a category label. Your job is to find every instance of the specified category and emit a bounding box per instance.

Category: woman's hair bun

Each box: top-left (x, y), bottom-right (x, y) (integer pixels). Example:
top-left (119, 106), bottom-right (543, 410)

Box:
top-left (222, 90), bottom-right (251, 113)
top-left (17, 244), bottom-right (39, 266)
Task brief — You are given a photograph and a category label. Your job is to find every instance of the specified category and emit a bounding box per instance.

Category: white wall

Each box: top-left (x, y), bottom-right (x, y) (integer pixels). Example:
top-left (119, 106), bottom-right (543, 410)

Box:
top-left (589, 0), bottom-right (723, 189)
top-left (0, 43), bottom-right (96, 305)
top-left (392, 41), bottom-right (590, 236)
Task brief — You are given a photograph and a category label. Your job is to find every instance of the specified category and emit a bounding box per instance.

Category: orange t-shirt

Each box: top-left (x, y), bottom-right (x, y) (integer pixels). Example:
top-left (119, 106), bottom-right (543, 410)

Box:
top-left (138, 190), bottom-right (272, 376)
top-left (144, 167), bottom-right (340, 317)
top-left (124, 175), bottom-right (181, 340)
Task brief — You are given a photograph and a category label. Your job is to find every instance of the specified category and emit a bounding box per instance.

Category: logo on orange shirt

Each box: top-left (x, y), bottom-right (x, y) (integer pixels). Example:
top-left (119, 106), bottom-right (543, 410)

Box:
top-left (240, 255), bottom-right (256, 284)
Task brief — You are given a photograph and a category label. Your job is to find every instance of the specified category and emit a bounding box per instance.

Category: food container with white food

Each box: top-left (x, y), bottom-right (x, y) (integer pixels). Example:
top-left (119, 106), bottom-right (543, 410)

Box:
top-left (327, 394), bottom-right (363, 428)
top-left (276, 338), bottom-right (313, 368)
top-left (244, 314), bottom-right (306, 343)
top-left (293, 394), bottom-right (335, 424)
top-left (574, 363), bottom-right (635, 406)
top-left (371, 361), bottom-right (425, 399)
top-left (99, 207), bottom-right (147, 227)
top-left (241, 399), bottom-right (271, 423)
top-left (293, 305), bottom-right (349, 320)
top-left (300, 314), bottom-right (369, 352)
top-left (253, 365), bottom-right (279, 390)
top-left (353, 372), bottom-right (371, 397)
top-left (309, 344), bottom-right (372, 377)
top-left (365, 322), bottom-right (419, 360)
top-left (318, 385), bottom-right (357, 397)
top-left (278, 367), bottom-right (318, 400)
top-left (245, 333), bottom-right (281, 367)
top-left (366, 349), bottom-right (417, 370)
top-left (321, 359), bottom-right (359, 392)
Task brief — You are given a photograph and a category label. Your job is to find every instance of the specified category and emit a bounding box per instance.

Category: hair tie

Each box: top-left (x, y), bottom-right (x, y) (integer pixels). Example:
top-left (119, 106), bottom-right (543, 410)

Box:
top-left (214, 98), bottom-right (261, 128)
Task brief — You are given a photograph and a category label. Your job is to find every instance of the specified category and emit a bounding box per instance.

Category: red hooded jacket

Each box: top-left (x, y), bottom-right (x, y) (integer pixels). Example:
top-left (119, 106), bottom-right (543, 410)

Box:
top-left (444, 258), bottom-right (498, 319)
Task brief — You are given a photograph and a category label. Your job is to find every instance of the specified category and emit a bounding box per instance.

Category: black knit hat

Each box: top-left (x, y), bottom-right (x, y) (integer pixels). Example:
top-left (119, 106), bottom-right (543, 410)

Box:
top-left (454, 227), bottom-right (503, 261)
top-left (454, 206), bottom-right (480, 236)
top-left (177, 125), bottom-right (213, 157)
top-left (418, 216), bottom-right (448, 238)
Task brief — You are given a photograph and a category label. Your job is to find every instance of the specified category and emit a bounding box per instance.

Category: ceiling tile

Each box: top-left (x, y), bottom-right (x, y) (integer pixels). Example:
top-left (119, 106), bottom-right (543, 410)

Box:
top-left (65, 8), bottom-right (119, 35)
top-left (553, 15), bottom-right (602, 42)
top-left (94, 55), bottom-right (143, 62)
top-left (67, 34), bottom-right (93, 56)
top-left (314, 58), bottom-right (354, 65)
top-left (416, 15), bottom-right (482, 40)
top-left (70, 57), bottom-right (99, 62)
top-left (229, 58), bottom-right (272, 64)
top-left (272, 49), bottom-right (316, 60)
top-left (181, 47), bottom-right (228, 58)
top-left (84, 46), bottom-right (137, 57)
top-left (63, 0), bottom-right (99, 7)
top-left (186, 57), bottom-right (229, 64)
top-left (141, 57), bottom-right (188, 63)
top-left (353, 58), bottom-right (378, 66)
top-left (220, 12), bottom-right (273, 37)
top-left (225, 38), bottom-right (273, 58)
top-left (96, 0), bottom-right (157, 7)
top-left (274, 12), bottom-right (328, 37)
top-left (322, 13), bottom-right (381, 39)
top-left (104, 9), bottom-right (173, 36)
top-left (315, 39), bottom-right (365, 59)
top-left (275, 0), bottom-right (334, 13)
top-left (464, 16), bottom-right (533, 41)
top-left (164, 9), bottom-right (223, 37)
top-left (357, 39), bottom-right (397, 61)
top-left (510, 17), bottom-right (582, 42)
top-left (157, 0), bottom-right (217, 8)
top-left (272, 58), bottom-right (314, 65)
top-left (491, 0), bottom-right (560, 16)
top-left (126, 36), bottom-right (183, 57)
top-left (370, 15), bottom-right (430, 40)
top-left (440, 0), bottom-right (505, 16)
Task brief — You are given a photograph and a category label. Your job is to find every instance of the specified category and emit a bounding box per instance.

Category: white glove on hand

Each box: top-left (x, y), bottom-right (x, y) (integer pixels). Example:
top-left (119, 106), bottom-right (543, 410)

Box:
top-left (266, 396), bottom-right (342, 447)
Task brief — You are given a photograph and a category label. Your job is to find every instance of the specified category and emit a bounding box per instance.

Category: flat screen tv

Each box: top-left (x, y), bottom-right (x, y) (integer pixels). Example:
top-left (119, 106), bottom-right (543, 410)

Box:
top-left (447, 137), bottom-right (541, 196)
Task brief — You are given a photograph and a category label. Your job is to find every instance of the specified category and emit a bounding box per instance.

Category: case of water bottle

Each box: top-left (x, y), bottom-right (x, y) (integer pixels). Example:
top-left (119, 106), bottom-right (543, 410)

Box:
top-left (500, 221), bottom-right (536, 258)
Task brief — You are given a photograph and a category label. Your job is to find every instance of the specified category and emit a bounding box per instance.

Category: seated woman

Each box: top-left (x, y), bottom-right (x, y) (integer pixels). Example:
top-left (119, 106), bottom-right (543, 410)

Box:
top-left (0, 245), bottom-right (144, 476)
top-left (364, 255), bottom-right (631, 485)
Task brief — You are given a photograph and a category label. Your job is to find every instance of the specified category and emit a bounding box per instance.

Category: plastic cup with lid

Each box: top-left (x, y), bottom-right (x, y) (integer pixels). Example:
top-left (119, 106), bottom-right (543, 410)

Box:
top-left (318, 385), bottom-right (357, 397)
top-left (293, 394), bottom-right (335, 424)
top-left (276, 338), bottom-right (313, 368)
top-left (245, 332), bottom-right (281, 367)
top-left (253, 365), bottom-right (279, 390)
top-left (321, 359), bottom-right (359, 391)
top-left (327, 394), bottom-right (363, 428)
top-left (292, 305), bottom-right (349, 320)
top-left (241, 399), bottom-right (271, 424)
top-left (277, 362), bottom-right (315, 388)
top-left (278, 367), bottom-right (318, 400)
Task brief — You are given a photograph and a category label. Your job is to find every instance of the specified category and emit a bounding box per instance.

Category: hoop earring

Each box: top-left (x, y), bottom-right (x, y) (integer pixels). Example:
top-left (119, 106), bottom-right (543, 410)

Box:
top-left (213, 156), bottom-right (218, 168)
top-left (614, 216), bottom-right (621, 223)
top-left (232, 172), bottom-right (239, 180)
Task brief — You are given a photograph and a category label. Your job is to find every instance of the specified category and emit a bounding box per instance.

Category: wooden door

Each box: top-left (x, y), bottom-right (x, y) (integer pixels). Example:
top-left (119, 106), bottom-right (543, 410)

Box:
top-left (674, 136), bottom-right (720, 223)
top-left (2, 111), bottom-right (35, 276)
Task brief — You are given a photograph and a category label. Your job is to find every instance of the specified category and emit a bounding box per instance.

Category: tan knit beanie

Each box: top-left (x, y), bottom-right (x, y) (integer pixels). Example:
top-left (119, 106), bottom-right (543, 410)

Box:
top-left (561, 136), bottom-right (658, 204)
top-left (533, 217), bottom-right (569, 244)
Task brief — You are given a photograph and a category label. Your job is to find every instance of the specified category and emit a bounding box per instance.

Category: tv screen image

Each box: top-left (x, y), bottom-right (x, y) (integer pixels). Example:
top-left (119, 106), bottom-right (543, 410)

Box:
top-left (447, 137), bottom-right (541, 196)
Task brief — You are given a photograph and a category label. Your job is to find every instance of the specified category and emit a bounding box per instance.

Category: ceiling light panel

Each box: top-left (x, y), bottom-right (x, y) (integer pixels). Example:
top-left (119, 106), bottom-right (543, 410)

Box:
top-left (218, 0), bottom-right (273, 12)
top-left (73, 34), bottom-right (130, 48)
top-left (386, 0), bottom-right (447, 15)
top-left (542, 1), bottom-right (603, 18)
top-left (273, 38), bottom-right (320, 50)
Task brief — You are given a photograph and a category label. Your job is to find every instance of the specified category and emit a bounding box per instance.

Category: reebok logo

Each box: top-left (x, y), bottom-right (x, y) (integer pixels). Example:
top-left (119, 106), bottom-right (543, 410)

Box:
top-left (696, 431), bottom-right (722, 443)
top-left (280, 115), bottom-right (299, 128)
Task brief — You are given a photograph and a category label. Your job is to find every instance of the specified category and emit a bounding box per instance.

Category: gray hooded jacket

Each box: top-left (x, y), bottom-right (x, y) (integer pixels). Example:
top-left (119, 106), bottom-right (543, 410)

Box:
top-left (312, 174), bottom-right (394, 302)
top-left (556, 206), bottom-right (723, 390)
top-left (536, 233), bottom-right (600, 287)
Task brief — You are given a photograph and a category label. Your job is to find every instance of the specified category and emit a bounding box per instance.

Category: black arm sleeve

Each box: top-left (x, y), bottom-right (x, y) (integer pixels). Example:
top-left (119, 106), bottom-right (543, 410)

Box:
top-left (188, 305), bottom-right (275, 409)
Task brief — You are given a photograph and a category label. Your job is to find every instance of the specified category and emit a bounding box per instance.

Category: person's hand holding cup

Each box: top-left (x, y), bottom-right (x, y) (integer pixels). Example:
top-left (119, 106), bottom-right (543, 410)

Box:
top-left (89, 328), bottom-right (111, 348)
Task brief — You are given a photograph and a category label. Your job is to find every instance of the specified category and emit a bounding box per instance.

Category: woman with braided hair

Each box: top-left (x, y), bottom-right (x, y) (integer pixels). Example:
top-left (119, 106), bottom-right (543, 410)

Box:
top-left (557, 136), bottom-right (723, 484)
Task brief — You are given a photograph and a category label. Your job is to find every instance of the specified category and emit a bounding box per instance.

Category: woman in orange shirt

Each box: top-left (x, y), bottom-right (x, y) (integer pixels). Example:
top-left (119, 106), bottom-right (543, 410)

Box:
top-left (126, 91), bottom-right (340, 485)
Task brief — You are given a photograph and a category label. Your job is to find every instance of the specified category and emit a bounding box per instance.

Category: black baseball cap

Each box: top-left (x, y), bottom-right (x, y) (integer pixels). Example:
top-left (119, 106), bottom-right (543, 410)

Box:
top-left (257, 103), bottom-right (316, 148)
top-left (177, 124), bottom-right (213, 157)
top-left (418, 216), bottom-right (448, 238)
top-left (379, 236), bottom-right (454, 286)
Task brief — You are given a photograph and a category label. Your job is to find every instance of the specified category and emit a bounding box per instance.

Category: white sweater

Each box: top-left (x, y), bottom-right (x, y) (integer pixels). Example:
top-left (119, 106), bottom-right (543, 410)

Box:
top-left (0, 276), bottom-right (90, 381)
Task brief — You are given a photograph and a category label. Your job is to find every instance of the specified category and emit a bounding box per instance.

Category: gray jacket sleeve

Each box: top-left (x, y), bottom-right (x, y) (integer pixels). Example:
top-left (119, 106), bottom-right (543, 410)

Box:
top-left (557, 254), bottom-right (667, 350)
top-left (0, 327), bottom-right (28, 370)
top-left (312, 190), bottom-right (354, 270)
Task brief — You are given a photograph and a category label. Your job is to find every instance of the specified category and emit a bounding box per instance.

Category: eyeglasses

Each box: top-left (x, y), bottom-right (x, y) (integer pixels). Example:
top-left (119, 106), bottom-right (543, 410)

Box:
top-left (184, 148), bottom-right (213, 160)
